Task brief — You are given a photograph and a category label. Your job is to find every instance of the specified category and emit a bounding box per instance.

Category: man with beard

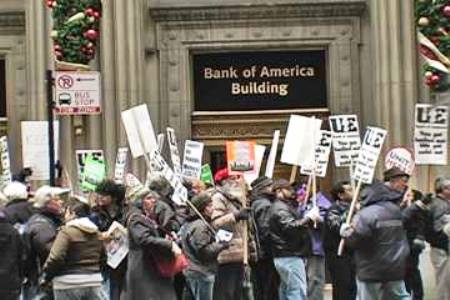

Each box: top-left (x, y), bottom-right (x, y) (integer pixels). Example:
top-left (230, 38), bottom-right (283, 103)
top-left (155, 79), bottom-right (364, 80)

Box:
top-left (340, 167), bottom-right (410, 300)
top-left (211, 168), bottom-right (255, 300)
top-left (324, 181), bottom-right (356, 300)
top-left (269, 179), bottom-right (321, 300)
top-left (250, 176), bottom-right (279, 300)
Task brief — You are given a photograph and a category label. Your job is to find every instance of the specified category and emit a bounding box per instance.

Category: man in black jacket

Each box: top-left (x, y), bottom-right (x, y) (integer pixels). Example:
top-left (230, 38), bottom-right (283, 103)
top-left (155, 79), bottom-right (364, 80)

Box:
top-left (250, 176), bottom-right (278, 300)
top-left (324, 181), bottom-right (356, 300)
top-left (340, 167), bottom-right (410, 300)
top-left (269, 179), bottom-right (320, 300)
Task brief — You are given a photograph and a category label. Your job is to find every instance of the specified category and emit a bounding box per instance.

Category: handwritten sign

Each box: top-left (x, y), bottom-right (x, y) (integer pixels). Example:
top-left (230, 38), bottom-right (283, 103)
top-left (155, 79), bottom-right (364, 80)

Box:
top-left (226, 141), bottom-right (256, 172)
top-left (150, 150), bottom-right (187, 206)
top-left (76, 150), bottom-right (104, 190)
top-left (182, 140), bottom-right (204, 179)
top-left (281, 115), bottom-right (322, 166)
top-left (384, 147), bottom-right (415, 175)
top-left (300, 130), bottom-right (332, 178)
top-left (414, 104), bottom-right (448, 165)
top-left (81, 155), bottom-right (106, 192)
top-left (0, 136), bottom-right (11, 186)
top-left (329, 115), bottom-right (361, 167)
top-left (353, 127), bottom-right (387, 184)
top-left (166, 128), bottom-right (182, 177)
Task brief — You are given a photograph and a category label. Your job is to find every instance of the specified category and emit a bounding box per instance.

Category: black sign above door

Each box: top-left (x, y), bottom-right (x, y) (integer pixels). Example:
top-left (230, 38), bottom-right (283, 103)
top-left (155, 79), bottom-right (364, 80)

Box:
top-left (192, 50), bottom-right (327, 111)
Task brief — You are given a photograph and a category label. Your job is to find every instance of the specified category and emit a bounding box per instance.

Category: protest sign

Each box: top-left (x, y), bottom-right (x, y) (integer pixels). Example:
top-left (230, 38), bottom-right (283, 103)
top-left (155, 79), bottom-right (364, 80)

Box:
top-left (21, 121), bottom-right (59, 180)
top-left (121, 104), bottom-right (157, 159)
top-left (114, 148), bottom-right (129, 184)
top-left (150, 150), bottom-right (187, 206)
top-left (54, 71), bottom-right (101, 115)
top-left (384, 147), bottom-right (415, 175)
top-left (76, 150), bottom-right (104, 188)
top-left (281, 115), bottom-right (322, 167)
top-left (157, 133), bottom-right (165, 153)
top-left (200, 164), bottom-right (214, 185)
top-left (166, 128), bottom-right (182, 176)
top-left (105, 221), bottom-right (129, 269)
top-left (329, 115), bottom-right (361, 167)
top-left (265, 130), bottom-right (280, 178)
top-left (300, 130), bottom-right (333, 178)
top-left (0, 136), bottom-right (11, 185)
top-left (226, 141), bottom-right (256, 173)
top-left (80, 154), bottom-right (106, 192)
top-left (414, 104), bottom-right (448, 165)
top-left (243, 145), bottom-right (266, 184)
top-left (182, 140), bottom-right (204, 179)
top-left (352, 127), bottom-right (387, 184)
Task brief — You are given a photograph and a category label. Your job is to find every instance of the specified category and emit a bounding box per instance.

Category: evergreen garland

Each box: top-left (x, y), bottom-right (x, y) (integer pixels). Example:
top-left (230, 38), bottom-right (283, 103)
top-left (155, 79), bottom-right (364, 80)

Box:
top-left (47, 0), bottom-right (102, 66)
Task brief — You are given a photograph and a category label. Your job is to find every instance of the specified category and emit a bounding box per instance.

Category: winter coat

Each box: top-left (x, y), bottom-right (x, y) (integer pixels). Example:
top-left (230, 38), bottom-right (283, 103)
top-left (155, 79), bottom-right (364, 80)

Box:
top-left (90, 205), bottom-right (126, 232)
top-left (211, 188), bottom-right (257, 264)
top-left (43, 217), bottom-right (104, 279)
top-left (251, 191), bottom-right (275, 259)
top-left (23, 211), bottom-right (61, 285)
top-left (424, 195), bottom-right (450, 252)
top-left (402, 199), bottom-right (428, 253)
top-left (3, 198), bottom-right (34, 225)
top-left (299, 192), bottom-right (332, 256)
top-left (154, 200), bottom-right (181, 233)
top-left (344, 182), bottom-right (409, 282)
top-left (324, 200), bottom-right (352, 256)
top-left (0, 210), bottom-right (23, 295)
top-left (125, 208), bottom-right (176, 300)
top-left (268, 198), bottom-right (312, 258)
top-left (181, 217), bottom-right (227, 276)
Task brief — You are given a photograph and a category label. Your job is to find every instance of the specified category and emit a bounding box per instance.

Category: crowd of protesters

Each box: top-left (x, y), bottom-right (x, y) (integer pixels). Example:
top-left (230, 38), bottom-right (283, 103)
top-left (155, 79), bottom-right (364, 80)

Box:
top-left (1, 165), bottom-right (450, 300)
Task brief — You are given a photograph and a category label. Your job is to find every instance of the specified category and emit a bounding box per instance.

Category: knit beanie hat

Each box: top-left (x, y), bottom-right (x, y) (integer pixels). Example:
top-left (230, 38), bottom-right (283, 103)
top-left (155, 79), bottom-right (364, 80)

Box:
top-left (191, 192), bottom-right (212, 212)
top-left (251, 176), bottom-right (273, 192)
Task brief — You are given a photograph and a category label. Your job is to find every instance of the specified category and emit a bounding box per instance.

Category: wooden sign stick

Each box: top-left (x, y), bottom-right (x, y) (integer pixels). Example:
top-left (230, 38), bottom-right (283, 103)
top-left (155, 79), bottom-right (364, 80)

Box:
top-left (337, 179), bottom-right (363, 256)
top-left (289, 165), bottom-right (298, 184)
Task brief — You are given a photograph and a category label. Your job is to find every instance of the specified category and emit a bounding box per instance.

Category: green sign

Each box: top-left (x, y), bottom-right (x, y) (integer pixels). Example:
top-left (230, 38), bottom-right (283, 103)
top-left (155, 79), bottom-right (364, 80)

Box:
top-left (81, 155), bottom-right (106, 192)
top-left (200, 164), bottom-right (214, 185)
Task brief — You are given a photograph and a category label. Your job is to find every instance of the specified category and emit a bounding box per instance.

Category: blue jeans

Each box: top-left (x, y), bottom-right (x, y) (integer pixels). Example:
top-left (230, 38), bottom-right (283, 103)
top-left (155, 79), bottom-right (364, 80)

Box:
top-left (356, 279), bottom-right (410, 300)
top-left (274, 257), bottom-right (307, 300)
top-left (306, 255), bottom-right (325, 300)
top-left (53, 286), bottom-right (106, 300)
top-left (183, 272), bottom-right (215, 300)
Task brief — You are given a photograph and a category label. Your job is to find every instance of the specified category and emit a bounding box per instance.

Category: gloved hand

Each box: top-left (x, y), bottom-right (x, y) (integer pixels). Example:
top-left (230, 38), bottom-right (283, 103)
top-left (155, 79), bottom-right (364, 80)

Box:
top-left (234, 208), bottom-right (251, 221)
top-left (412, 238), bottom-right (426, 252)
top-left (171, 241), bottom-right (182, 256)
top-left (305, 206), bottom-right (322, 223)
top-left (340, 223), bottom-right (353, 238)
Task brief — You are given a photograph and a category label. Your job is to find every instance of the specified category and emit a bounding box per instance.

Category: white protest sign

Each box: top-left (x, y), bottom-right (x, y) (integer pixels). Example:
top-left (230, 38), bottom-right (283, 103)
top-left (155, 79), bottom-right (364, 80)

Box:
top-left (384, 147), bottom-right (415, 175)
top-left (54, 71), bottom-right (101, 115)
top-left (21, 121), bottom-right (59, 181)
top-left (157, 133), bottom-right (165, 153)
top-left (265, 130), bottom-right (280, 178)
top-left (114, 148), bottom-right (129, 184)
top-left (0, 136), bottom-right (11, 185)
top-left (150, 150), bottom-right (187, 206)
top-left (329, 115), bottom-right (361, 167)
top-left (182, 140), bottom-right (204, 179)
top-left (76, 150), bottom-right (104, 187)
top-left (243, 144), bottom-right (266, 185)
top-left (414, 104), bottom-right (448, 165)
top-left (281, 115), bottom-right (322, 166)
top-left (352, 127), bottom-right (387, 184)
top-left (300, 130), bottom-right (332, 178)
top-left (121, 104), bottom-right (157, 159)
top-left (166, 128), bottom-right (182, 176)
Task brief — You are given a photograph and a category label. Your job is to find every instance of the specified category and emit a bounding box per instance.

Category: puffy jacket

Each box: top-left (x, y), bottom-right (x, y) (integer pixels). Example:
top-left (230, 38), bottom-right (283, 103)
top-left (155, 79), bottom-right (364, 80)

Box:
top-left (344, 182), bottom-right (409, 282)
top-left (268, 198), bottom-right (312, 258)
top-left (211, 188), bottom-right (257, 264)
top-left (251, 192), bottom-right (275, 259)
top-left (425, 195), bottom-right (450, 252)
top-left (181, 217), bottom-right (227, 276)
top-left (0, 210), bottom-right (23, 294)
top-left (43, 217), bottom-right (105, 279)
top-left (3, 199), bottom-right (34, 225)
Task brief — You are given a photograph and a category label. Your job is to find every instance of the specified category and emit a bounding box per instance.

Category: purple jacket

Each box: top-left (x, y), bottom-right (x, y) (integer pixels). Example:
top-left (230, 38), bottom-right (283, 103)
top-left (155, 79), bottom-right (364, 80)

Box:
top-left (298, 192), bottom-right (332, 256)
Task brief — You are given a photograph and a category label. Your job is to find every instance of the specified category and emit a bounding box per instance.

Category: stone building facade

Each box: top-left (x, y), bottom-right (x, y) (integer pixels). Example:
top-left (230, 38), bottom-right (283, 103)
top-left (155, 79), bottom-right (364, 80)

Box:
top-left (0, 0), bottom-right (442, 191)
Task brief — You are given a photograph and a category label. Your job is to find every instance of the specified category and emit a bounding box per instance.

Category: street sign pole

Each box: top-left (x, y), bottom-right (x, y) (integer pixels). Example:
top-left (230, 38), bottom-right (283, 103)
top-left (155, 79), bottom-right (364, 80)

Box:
top-left (46, 70), bottom-right (56, 186)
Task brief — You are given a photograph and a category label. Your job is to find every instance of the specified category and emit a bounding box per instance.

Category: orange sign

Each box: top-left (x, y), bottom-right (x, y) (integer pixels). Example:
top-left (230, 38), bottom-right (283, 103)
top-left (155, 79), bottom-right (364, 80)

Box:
top-left (226, 141), bottom-right (256, 173)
